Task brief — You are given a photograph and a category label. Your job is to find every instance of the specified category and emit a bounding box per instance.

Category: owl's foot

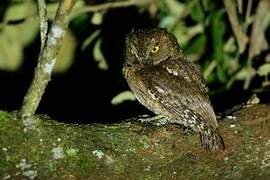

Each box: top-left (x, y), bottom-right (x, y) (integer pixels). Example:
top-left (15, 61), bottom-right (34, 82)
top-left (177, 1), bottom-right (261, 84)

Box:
top-left (138, 115), bottom-right (168, 126)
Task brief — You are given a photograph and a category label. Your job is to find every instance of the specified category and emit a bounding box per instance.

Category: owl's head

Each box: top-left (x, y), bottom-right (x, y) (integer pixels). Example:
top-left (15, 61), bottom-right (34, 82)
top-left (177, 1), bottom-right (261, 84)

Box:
top-left (125, 28), bottom-right (180, 66)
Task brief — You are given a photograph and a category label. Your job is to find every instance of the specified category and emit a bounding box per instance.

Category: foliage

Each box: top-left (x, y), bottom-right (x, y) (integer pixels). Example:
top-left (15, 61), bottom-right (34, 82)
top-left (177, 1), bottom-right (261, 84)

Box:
top-left (0, 0), bottom-right (269, 102)
top-left (157, 0), bottom-right (270, 92)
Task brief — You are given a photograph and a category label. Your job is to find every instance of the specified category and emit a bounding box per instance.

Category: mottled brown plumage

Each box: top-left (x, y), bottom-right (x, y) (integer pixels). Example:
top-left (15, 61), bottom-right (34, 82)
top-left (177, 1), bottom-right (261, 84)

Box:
top-left (123, 29), bottom-right (225, 150)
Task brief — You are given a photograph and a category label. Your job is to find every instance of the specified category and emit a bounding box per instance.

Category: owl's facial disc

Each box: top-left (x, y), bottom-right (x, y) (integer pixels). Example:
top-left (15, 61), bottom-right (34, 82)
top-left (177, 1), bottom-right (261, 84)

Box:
top-left (129, 43), bottom-right (144, 64)
top-left (128, 42), bottom-right (150, 65)
top-left (142, 43), bottom-right (157, 64)
top-left (126, 29), bottom-right (179, 66)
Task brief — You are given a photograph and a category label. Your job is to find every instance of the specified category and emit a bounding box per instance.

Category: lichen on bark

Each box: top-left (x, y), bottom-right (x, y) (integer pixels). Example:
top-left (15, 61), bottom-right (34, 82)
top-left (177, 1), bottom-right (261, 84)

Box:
top-left (0, 104), bottom-right (270, 179)
top-left (19, 0), bottom-right (76, 118)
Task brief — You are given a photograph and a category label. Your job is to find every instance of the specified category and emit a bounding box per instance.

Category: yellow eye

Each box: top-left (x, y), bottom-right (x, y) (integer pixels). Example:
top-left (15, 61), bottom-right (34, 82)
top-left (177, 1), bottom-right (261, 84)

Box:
top-left (151, 45), bottom-right (160, 53)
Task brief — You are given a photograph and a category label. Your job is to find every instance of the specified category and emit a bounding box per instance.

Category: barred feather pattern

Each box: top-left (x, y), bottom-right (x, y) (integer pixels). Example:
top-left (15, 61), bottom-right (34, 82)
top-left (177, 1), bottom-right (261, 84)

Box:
top-left (178, 108), bottom-right (225, 150)
top-left (123, 28), bottom-right (225, 151)
top-left (123, 63), bottom-right (225, 151)
top-left (147, 82), bottom-right (225, 150)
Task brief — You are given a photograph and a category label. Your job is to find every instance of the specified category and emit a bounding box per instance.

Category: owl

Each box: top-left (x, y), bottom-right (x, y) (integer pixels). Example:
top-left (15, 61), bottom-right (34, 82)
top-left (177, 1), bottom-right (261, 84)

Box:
top-left (123, 28), bottom-right (225, 150)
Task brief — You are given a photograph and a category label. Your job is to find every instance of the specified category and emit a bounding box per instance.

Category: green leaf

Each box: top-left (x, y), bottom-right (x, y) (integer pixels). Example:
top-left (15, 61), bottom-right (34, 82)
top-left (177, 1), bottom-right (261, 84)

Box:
top-left (210, 9), bottom-right (226, 62)
top-left (189, 1), bottom-right (205, 22)
top-left (3, 1), bottom-right (39, 46)
top-left (0, 35), bottom-right (23, 71)
top-left (217, 65), bottom-right (227, 83)
top-left (111, 91), bottom-right (136, 105)
top-left (0, 1), bottom-right (38, 71)
top-left (81, 29), bottom-right (101, 50)
top-left (184, 34), bottom-right (206, 55)
top-left (170, 23), bottom-right (188, 46)
top-left (162, 0), bottom-right (185, 17)
top-left (158, 0), bottom-right (186, 30)
top-left (202, 0), bottom-right (217, 12)
top-left (224, 36), bottom-right (237, 53)
top-left (226, 67), bottom-right (256, 88)
top-left (54, 30), bottom-right (77, 73)
top-left (159, 16), bottom-right (175, 29)
top-left (93, 38), bottom-right (108, 70)
top-left (203, 60), bottom-right (217, 82)
top-left (91, 12), bottom-right (104, 25)
top-left (257, 63), bottom-right (270, 77)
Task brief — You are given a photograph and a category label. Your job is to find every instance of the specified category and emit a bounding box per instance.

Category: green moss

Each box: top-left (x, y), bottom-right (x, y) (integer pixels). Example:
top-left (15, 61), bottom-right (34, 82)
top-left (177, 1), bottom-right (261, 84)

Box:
top-left (0, 105), bottom-right (270, 178)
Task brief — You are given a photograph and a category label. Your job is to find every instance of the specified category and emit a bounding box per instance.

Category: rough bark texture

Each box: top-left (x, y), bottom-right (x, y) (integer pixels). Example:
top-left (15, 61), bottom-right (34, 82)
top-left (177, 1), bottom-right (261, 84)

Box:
top-left (0, 104), bottom-right (270, 179)
top-left (19, 0), bottom-right (76, 118)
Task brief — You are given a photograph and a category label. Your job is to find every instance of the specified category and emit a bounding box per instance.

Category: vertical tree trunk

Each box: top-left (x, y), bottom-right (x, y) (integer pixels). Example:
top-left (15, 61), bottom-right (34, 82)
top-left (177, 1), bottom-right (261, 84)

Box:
top-left (19, 0), bottom-right (76, 118)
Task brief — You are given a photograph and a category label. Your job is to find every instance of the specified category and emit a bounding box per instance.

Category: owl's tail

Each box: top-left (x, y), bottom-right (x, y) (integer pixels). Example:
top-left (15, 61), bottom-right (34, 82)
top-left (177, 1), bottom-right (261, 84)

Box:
top-left (199, 127), bottom-right (225, 151)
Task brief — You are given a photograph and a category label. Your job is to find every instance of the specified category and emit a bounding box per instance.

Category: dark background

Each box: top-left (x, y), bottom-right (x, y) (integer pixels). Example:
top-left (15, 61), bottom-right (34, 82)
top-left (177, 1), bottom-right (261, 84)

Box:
top-left (0, 2), bottom-right (269, 124)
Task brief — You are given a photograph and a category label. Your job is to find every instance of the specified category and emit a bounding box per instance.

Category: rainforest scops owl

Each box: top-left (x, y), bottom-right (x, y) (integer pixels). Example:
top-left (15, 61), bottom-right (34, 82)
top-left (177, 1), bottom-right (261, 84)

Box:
top-left (123, 28), bottom-right (225, 150)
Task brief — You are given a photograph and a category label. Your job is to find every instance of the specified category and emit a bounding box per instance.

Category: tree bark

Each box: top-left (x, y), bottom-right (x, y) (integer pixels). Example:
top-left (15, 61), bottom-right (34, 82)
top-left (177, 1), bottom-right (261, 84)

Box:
top-left (19, 0), bottom-right (76, 118)
top-left (0, 104), bottom-right (269, 179)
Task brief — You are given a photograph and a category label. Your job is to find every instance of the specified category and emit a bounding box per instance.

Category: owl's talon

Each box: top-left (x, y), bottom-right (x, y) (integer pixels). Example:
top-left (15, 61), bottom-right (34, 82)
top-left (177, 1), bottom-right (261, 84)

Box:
top-left (138, 115), bottom-right (168, 126)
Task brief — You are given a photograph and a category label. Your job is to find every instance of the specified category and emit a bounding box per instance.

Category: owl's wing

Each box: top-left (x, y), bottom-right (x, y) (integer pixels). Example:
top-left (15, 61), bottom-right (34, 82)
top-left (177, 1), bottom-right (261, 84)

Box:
top-left (139, 60), bottom-right (217, 128)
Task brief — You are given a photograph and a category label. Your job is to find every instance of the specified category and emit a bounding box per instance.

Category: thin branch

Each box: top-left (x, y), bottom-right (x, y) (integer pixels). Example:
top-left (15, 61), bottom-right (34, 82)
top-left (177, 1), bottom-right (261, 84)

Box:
top-left (245, 0), bottom-right (253, 27)
top-left (38, 0), bottom-right (48, 52)
top-left (0, 0), bottom-right (149, 30)
top-left (244, 0), bottom-right (270, 89)
top-left (70, 0), bottom-right (149, 19)
top-left (237, 0), bottom-right (242, 14)
top-left (19, 0), bottom-right (76, 118)
top-left (203, 61), bottom-right (217, 80)
top-left (223, 0), bottom-right (248, 54)
top-left (248, 0), bottom-right (270, 60)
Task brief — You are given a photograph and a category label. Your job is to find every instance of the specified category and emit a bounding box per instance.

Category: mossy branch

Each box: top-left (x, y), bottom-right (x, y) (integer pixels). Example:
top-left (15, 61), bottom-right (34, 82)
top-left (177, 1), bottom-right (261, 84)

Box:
top-left (1, 104), bottom-right (270, 179)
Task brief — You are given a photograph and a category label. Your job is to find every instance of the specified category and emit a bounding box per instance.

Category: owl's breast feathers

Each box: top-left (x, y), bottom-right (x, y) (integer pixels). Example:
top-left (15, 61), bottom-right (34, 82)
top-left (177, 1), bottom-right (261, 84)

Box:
top-left (123, 59), bottom-right (218, 130)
